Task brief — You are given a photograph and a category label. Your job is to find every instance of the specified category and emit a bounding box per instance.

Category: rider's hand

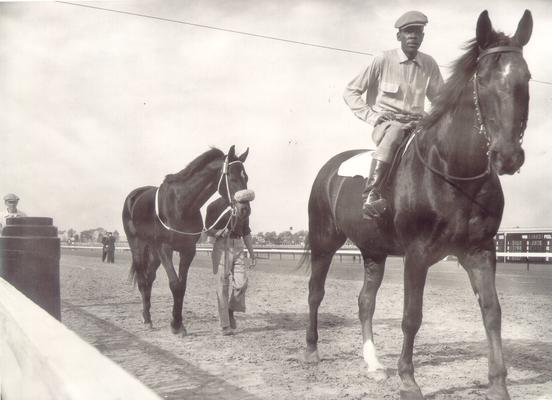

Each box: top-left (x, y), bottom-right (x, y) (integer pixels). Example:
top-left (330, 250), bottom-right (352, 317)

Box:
top-left (376, 112), bottom-right (395, 125)
top-left (403, 120), bottom-right (419, 131)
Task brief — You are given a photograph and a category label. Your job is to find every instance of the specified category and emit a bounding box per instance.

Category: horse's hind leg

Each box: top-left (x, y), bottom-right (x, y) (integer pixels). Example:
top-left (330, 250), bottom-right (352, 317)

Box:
top-left (139, 246), bottom-right (159, 328)
top-left (459, 244), bottom-right (509, 400)
top-left (305, 231), bottom-right (346, 363)
top-left (358, 252), bottom-right (387, 379)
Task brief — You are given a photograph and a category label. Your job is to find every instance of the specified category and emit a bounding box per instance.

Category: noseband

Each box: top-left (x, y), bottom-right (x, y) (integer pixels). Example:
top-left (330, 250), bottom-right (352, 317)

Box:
top-left (154, 156), bottom-right (244, 235)
top-left (415, 45), bottom-right (525, 181)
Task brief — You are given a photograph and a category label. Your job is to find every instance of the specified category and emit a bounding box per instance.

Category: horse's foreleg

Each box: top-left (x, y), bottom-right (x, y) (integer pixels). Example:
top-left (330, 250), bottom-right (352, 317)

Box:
top-left (398, 255), bottom-right (428, 400)
top-left (460, 247), bottom-right (510, 400)
top-left (358, 254), bottom-right (387, 379)
top-left (159, 244), bottom-right (183, 334)
top-left (172, 247), bottom-right (196, 336)
top-left (305, 251), bottom-right (333, 363)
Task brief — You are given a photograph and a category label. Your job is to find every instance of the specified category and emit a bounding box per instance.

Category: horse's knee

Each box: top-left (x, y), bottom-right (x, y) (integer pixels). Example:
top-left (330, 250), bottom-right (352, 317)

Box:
top-left (478, 294), bottom-right (502, 330)
top-left (308, 287), bottom-right (325, 307)
top-left (169, 279), bottom-right (184, 297)
top-left (358, 292), bottom-right (376, 317)
top-left (401, 310), bottom-right (423, 336)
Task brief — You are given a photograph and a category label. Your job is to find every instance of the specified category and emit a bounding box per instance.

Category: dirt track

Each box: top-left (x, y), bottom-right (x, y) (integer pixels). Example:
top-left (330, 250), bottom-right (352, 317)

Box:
top-left (60, 249), bottom-right (552, 400)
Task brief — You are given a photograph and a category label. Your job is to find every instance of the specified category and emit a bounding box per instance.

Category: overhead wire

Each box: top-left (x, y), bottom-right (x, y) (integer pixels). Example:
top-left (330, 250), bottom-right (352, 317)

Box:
top-left (56, 1), bottom-right (552, 86)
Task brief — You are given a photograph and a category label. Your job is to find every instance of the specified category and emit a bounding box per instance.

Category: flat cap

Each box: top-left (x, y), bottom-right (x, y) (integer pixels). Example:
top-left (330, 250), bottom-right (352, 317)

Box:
top-left (394, 11), bottom-right (428, 30)
top-left (234, 189), bottom-right (255, 203)
top-left (3, 193), bottom-right (19, 202)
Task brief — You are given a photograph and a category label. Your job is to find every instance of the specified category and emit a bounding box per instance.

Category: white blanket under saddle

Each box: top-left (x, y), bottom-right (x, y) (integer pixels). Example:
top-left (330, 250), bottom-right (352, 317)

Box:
top-left (336, 133), bottom-right (418, 178)
top-left (337, 150), bottom-right (374, 178)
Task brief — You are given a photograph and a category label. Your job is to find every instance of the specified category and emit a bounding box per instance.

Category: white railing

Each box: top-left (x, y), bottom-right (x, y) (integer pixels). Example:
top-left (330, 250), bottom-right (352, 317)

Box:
top-left (0, 277), bottom-right (161, 400)
top-left (61, 245), bottom-right (551, 258)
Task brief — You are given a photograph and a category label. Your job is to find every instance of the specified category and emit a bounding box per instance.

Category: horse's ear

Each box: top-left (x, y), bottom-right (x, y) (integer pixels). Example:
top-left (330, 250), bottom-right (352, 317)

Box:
top-left (227, 145), bottom-right (236, 159)
top-left (514, 10), bottom-right (533, 46)
top-left (238, 147), bottom-right (249, 163)
top-left (476, 10), bottom-right (493, 48)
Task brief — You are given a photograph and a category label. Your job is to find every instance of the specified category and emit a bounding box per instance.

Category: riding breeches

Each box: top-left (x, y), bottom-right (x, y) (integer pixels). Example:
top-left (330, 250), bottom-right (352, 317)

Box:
top-left (372, 120), bottom-right (409, 163)
top-left (212, 237), bottom-right (249, 328)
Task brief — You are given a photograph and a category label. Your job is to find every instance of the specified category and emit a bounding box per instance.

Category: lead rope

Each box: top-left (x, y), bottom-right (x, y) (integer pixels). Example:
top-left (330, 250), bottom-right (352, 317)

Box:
top-left (154, 188), bottom-right (232, 235)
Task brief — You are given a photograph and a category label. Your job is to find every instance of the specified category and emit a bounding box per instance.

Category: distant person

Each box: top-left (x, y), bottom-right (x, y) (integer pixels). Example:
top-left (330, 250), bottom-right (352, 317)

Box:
top-left (206, 190), bottom-right (256, 336)
top-left (343, 10), bottom-right (444, 218)
top-left (101, 234), bottom-right (109, 262)
top-left (106, 232), bottom-right (116, 263)
top-left (1, 193), bottom-right (27, 229)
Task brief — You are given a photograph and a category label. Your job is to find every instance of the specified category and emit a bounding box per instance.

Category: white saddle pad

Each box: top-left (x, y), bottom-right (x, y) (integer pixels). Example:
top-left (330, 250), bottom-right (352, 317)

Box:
top-left (337, 150), bottom-right (374, 178)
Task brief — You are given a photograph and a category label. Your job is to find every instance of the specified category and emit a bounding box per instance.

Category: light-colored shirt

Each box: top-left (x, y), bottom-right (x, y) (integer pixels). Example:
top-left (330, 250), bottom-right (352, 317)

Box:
top-left (0, 209), bottom-right (27, 229)
top-left (343, 49), bottom-right (444, 126)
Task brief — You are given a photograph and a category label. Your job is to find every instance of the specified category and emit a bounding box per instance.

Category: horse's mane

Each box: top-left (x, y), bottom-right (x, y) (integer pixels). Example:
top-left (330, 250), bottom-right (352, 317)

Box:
top-left (422, 31), bottom-right (512, 129)
top-left (163, 147), bottom-right (224, 183)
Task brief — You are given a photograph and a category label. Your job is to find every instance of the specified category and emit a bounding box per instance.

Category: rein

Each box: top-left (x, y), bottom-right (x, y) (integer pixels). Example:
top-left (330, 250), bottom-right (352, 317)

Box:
top-left (154, 157), bottom-right (243, 236)
top-left (414, 45), bottom-right (523, 181)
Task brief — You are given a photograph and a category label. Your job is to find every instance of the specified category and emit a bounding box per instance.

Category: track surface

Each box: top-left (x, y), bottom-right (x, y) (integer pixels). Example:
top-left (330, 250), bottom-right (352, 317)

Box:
top-left (60, 249), bottom-right (552, 399)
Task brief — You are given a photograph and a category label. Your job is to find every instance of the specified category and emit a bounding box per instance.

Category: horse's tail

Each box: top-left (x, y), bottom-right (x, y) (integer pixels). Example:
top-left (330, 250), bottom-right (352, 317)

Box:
top-left (128, 242), bottom-right (149, 286)
top-left (122, 186), bottom-right (156, 286)
top-left (297, 234), bottom-right (311, 272)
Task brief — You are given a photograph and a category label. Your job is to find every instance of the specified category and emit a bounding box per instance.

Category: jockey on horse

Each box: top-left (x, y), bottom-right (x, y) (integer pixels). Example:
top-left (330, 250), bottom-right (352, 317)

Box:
top-left (343, 10), bottom-right (444, 218)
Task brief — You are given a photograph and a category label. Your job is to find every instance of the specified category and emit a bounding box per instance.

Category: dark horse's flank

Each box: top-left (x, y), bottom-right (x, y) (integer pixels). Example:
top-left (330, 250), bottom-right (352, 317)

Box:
top-left (305, 11), bottom-right (532, 400)
top-left (122, 146), bottom-right (249, 335)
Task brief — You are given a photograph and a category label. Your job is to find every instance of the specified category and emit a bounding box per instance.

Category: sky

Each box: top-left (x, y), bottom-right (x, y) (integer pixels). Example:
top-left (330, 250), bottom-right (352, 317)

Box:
top-left (1, 0), bottom-right (551, 235)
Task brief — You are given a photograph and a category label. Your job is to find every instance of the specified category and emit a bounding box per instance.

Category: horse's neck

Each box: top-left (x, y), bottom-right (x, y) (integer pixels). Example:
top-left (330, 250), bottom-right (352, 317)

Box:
top-left (163, 165), bottom-right (220, 215)
top-left (428, 86), bottom-right (489, 175)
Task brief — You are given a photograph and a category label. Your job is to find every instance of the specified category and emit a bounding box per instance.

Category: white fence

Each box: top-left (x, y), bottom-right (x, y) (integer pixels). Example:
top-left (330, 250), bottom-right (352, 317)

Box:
top-left (61, 245), bottom-right (552, 263)
top-left (0, 277), bottom-right (161, 400)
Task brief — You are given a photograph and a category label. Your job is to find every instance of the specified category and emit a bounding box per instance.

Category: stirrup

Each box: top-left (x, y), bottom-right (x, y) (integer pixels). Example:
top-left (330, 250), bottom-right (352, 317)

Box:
top-left (362, 198), bottom-right (388, 219)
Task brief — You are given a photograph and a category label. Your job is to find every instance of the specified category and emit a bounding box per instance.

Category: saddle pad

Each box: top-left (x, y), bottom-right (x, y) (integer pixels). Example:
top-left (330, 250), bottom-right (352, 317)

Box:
top-left (337, 150), bottom-right (374, 178)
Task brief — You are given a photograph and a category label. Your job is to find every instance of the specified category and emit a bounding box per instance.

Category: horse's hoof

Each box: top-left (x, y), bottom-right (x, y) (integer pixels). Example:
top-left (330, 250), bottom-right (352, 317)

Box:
top-left (304, 349), bottom-right (321, 363)
top-left (144, 321), bottom-right (153, 330)
top-left (486, 386), bottom-right (510, 400)
top-left (367, 368), bottom-right (389, 382)
top-left (171, 325), bottom-right (186, 336)
top-left (399, 388), bottom-right (424, 400)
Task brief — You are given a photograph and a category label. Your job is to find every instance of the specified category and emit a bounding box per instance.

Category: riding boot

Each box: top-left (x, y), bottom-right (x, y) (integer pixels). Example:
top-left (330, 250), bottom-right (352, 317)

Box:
top-left (362, 159), bottom-right (390, 219)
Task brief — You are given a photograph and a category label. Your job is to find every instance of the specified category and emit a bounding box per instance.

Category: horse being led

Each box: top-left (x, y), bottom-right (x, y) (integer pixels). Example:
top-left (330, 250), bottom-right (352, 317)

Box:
top-left (304, 11), bottom-right (532, 400)
top-left (122, 146), bottom-right (249, 335)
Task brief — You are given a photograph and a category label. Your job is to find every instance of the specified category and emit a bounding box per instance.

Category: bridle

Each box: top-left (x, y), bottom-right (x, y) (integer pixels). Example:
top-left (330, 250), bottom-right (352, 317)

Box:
top-left (154, 156), bottom-right (244, 235)
top-left (415, 45), bottom-right (525, 181)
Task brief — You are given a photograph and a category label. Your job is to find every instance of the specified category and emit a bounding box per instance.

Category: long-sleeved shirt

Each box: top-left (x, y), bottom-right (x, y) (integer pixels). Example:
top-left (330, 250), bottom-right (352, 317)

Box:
top-left (0, 209), bottom-right (27, 229)
top-left (343, 49), bottom-right (443, 126)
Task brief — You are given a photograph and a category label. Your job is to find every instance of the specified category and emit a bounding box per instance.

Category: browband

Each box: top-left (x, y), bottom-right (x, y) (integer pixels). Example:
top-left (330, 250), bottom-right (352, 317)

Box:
top-left (477, 46), bottom-right (522, 63)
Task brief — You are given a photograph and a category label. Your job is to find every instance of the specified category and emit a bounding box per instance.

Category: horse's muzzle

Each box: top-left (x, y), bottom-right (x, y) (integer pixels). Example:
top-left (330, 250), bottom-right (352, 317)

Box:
top-left (490, 148), bottom-right (525, 175)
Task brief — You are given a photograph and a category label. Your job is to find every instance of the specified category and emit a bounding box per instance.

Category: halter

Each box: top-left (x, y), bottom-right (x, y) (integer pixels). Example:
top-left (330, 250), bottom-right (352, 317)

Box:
top-left (154, 156), bottom-right (243, 235)
top-left (415, 45), bottom-right (524, 181)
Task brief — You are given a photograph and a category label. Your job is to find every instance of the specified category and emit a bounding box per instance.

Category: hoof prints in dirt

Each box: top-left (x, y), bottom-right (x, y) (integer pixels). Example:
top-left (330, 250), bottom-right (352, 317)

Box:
top-left (62, 302), bottom-right (260, 400)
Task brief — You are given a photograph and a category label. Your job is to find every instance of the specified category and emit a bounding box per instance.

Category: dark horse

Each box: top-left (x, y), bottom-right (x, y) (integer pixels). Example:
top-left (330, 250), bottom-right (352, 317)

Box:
top-left (122, 145), bottom-right (249, 335)
top-left (305, 10), bottom-right (532, 400)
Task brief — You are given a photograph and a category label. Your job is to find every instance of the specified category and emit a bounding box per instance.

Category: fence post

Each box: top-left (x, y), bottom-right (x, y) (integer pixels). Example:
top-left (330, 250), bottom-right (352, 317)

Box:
top-left (0, 217), bottom-right (61, 320)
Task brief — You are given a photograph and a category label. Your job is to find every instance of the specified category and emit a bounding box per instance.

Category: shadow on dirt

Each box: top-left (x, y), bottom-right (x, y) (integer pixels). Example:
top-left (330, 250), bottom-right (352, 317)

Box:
top-left (414, 339), bottom-right (552, 399)
top-left (240, 312), bottom-right (402, 334)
